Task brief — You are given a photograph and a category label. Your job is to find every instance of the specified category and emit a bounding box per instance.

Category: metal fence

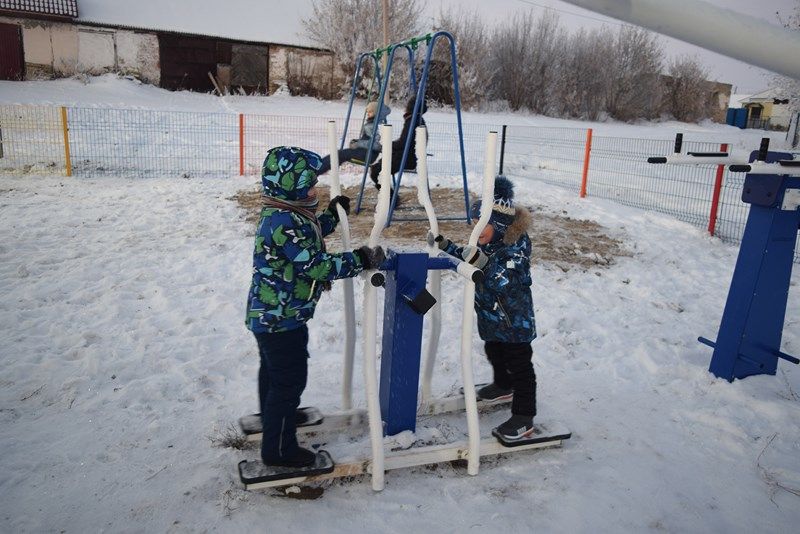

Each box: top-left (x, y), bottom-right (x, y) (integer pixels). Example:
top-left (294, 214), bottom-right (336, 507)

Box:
top-left (0, 104), bottom-right (796, 262)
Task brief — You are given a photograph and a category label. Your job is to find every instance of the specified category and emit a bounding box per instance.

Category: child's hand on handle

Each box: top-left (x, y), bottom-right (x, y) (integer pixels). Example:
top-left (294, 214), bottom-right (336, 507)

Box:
top-left (461, 245), bottom-right (488, 270)
top-left (328, 195), bottom-right (351, 219)
top-left (427, 231), bottom-right (452, 251)
top-left (354, 246), bottom-right (386, 270)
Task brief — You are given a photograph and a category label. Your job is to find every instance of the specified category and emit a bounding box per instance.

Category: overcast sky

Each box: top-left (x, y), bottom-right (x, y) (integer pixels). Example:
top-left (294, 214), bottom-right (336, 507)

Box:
top-left (79, 0), bottom-right (797, 94)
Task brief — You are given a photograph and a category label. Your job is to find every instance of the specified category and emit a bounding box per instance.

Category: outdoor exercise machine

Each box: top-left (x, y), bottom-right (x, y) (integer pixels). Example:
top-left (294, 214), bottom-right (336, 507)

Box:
top-left (339, 32), bottom-right (471, 226)
top-left (648, 136), bottom-right (800, 381)
top-left (237, 123), bottom-right (570, 490)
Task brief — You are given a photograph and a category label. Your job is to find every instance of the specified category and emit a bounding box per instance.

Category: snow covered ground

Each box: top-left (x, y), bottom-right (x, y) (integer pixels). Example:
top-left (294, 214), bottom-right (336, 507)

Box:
top-left (1, 77), bottom-right (799, 532)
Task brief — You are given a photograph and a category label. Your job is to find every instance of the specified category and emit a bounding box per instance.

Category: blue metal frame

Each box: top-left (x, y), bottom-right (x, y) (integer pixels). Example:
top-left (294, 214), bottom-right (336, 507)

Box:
top-left (340, 47), bottom-right (417, 151)
top-left (352, 32), bottom-right (471, 226)
top-left (378, 251), bottom-right (471, 435)
top-left (699, 150), bottom-right (800, 381)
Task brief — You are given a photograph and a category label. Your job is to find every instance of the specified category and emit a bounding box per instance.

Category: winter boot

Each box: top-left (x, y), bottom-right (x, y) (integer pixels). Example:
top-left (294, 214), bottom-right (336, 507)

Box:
top-left (262, 446), bottom-right (317, 468)
top-left (477, 383), bottom-right (513, 402)
top-left (494, 415), bottom-right (535, 441)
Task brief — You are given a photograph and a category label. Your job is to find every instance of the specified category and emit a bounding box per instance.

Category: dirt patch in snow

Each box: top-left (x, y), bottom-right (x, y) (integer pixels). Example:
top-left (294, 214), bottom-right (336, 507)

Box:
top-left (231, 185), bottom-right (628, 271)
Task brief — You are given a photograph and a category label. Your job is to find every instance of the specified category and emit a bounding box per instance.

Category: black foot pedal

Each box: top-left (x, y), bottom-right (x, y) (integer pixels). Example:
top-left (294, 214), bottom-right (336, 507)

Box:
top-left (239, 450), bottom-right (334, 487)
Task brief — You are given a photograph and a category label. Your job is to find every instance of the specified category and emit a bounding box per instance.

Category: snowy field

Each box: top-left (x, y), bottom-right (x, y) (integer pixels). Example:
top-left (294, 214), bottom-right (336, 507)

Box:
top-left (1, 77), bottom-right (799, 533)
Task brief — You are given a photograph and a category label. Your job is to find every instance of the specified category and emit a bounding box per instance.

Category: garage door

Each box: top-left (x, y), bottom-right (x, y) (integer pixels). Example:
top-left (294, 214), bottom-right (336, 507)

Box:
top-left (159, 34), bottom-right (217, 92)
top-left (0, 23), bottom-right (24, 80)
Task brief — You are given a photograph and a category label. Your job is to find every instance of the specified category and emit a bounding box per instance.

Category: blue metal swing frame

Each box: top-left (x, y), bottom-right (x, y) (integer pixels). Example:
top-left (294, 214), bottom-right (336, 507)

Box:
top-left (343, 32), bottom-right (471, 226)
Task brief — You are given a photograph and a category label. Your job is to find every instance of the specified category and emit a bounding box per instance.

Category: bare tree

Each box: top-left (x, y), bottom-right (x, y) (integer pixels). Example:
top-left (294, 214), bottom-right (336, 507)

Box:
top-left (526, 11), bottom-right (566, 115)
top-left (604, 26), bottom-right (664, 121)
top-left (301, 0), bottom-right (424, 98)
top-left (490, 10), bottom-right (564, 113)
top-left (555, 28), bottom-right (614, 120)
top-left (431, 8), bottom-right (494, 109)
top-left (662, 55), bottom-right (714, 122)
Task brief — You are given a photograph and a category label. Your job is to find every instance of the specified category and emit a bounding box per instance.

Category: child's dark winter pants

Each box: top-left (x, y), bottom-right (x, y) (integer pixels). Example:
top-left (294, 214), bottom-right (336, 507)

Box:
top-left (253, 326), bottom-right (309, 463)
top-left (485, 341), bottom-right (537, 417)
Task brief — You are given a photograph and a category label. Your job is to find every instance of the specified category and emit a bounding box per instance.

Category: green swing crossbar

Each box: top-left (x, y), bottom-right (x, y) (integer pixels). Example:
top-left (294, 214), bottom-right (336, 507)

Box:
top-left (372, 34), bottom-right (432, 58)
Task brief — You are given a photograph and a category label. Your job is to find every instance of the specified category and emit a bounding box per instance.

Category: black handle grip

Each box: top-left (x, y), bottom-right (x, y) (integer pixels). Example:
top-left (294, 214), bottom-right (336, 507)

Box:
top-left (674, 133), bottom-right (683, 154)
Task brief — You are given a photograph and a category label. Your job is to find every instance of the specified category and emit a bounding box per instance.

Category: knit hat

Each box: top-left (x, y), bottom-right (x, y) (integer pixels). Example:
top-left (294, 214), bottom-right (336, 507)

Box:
top-left (261, 146), bottom-right (323, 201)
top-left (469, 175), bottom-right (516, 235)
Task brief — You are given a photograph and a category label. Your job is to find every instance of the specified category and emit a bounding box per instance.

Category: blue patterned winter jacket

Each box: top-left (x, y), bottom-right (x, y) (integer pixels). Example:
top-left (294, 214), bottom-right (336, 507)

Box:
top-left (246, 147), bottom-right (365, 333)
top-left (445, 208), bottom-right (537, 343)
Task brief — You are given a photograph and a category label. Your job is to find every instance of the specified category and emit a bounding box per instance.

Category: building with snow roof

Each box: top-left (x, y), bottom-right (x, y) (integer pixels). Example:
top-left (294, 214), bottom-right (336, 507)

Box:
top-left (0, 0), bottom-right (341, 96)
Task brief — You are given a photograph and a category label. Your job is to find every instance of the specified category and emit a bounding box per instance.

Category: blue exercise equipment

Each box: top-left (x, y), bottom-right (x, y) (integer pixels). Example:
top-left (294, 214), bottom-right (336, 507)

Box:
top-left (375, 251), bottom-right (481, 434)
top-left (650, 137), bottom-right (800, 382)
top-left (699, 144), bottom-right (800, 381)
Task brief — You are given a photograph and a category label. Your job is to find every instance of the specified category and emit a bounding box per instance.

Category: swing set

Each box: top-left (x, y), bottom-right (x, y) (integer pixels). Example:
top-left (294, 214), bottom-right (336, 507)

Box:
top-left (339, 32), bottom-right (472, 226)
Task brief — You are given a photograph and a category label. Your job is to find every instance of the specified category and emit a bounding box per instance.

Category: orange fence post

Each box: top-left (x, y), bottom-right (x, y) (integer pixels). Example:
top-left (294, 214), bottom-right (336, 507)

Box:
top-left (239, 114), bottom-right (245, 176)
top-left (707, 142), bottom-right (729, 236)
top-left (60, 106), bottom-right (72, 177)
top-left (579, 128), bottom-right (592, 198)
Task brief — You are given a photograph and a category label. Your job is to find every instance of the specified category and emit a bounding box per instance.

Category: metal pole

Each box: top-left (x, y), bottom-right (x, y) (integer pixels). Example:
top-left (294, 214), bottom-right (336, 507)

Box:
top-left (559, 0), bottom-right (800, 79)
top-left (498, 124), bottom-right (507, 175)
top-left (327, 121), bottom-right (356, 410)
top-left (382, 0), bottom-right (389, 73)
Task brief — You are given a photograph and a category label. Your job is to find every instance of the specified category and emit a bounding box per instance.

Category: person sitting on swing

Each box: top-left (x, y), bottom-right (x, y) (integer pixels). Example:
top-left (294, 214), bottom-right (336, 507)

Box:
top-left (318, 101), bottom-right (390, 174)
top-left (368, 96), bottom-right (428, 197)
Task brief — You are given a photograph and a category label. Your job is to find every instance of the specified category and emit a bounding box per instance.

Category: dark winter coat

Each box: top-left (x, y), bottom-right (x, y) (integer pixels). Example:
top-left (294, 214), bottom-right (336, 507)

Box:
top-left (445, 208), bottom-right (536, 343)
top-left (392, 110), bottom-right (426, 171)
top-left (246, 148), bottom-right (365, 333)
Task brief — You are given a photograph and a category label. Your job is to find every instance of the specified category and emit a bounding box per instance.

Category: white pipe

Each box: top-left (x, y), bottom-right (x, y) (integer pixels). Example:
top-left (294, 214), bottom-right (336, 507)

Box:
top-left (436, 250), bottom-right (483, 283)
top-left (327, 121), bottom-right (356, 411)
top-left (460, 131), bottom-right (497, 476)
top-left (559, 0), bottom-right (800, 80)
top-left (416, 126), bottom-right (442, 403)
top-left (728, 162), bottom-right (800, 175)
top-left (362, 124), bottom-right (393, 491)
top-left (649, 154), bottom-right (746, 166)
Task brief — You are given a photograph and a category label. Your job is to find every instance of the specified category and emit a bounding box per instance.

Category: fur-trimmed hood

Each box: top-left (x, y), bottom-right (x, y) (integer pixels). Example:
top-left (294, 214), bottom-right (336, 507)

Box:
top-left (503, 206), bottom-right (531, 245)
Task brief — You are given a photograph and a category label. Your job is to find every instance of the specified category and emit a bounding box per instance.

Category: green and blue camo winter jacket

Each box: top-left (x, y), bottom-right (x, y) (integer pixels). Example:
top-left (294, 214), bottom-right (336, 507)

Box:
top-left (246, 147), bottom-right (364, 333)
top-left (444, 208), bottom-right (536, 343)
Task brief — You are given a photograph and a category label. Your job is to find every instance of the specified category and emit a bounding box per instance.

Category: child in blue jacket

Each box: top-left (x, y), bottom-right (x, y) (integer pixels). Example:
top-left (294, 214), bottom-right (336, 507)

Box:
top-left (246, 146), bottom-right (385, 467)
top-left (434, 176), bottom-right (537, 441)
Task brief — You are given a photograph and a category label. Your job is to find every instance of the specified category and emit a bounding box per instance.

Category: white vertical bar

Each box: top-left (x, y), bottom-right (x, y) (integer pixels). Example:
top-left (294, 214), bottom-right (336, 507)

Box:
top-left (461, 131), bottom-right (497, 476)
top-left (362, 123), bottom-right (393, 491)
top-left (327, 121), bottom-right (356, 411)
top-left (415, 126), bottom-right (442, 402)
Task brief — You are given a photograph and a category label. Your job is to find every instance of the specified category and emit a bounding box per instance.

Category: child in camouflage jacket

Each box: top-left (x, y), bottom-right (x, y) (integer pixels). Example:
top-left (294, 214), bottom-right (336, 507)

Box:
top-left (434, 176), bottom-right (537, 441)
top-left (246, 146), bottom-right (384, 467)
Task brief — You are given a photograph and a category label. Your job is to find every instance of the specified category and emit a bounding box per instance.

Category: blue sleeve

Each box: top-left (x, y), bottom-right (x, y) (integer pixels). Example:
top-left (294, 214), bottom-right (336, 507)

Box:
top-left (442, 240), bottom-right (465, 259)
top-left (281, 217), bottom-right (363, 281)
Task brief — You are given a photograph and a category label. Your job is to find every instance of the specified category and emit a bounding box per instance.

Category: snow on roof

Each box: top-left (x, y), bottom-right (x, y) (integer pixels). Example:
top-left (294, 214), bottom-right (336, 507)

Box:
top-left (75, 0), bottom-right (318, 49)
top-left (0, 0), bottom-right (78, 18)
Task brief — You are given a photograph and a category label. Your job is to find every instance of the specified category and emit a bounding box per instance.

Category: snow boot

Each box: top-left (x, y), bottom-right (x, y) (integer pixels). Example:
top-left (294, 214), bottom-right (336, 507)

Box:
top-left (262, 446), bottom-right (317, 468)
top-left (477, 383), bottom-right (513, 402)
top-left (494, 415), bottom-right (535, 441)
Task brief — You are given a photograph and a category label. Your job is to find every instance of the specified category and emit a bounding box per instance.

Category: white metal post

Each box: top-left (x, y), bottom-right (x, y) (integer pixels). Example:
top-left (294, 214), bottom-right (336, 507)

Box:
top-left (460, 131), bottom-right (497, 475)
top-left (326, 121), bottom-right (357, 411)
top-left (362, 124), bottom-right (393, 491)
top-left (415, 126), bottom-right (443, 403)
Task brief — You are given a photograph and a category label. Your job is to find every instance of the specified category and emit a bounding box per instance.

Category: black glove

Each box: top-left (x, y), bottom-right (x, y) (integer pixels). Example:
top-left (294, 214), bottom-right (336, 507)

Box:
top-left (354, 245), bottom-right (386, 270)
top-left (328, 195), bottom-right (351, 221)
top-left (433, 233), bottom-right (452, 251)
